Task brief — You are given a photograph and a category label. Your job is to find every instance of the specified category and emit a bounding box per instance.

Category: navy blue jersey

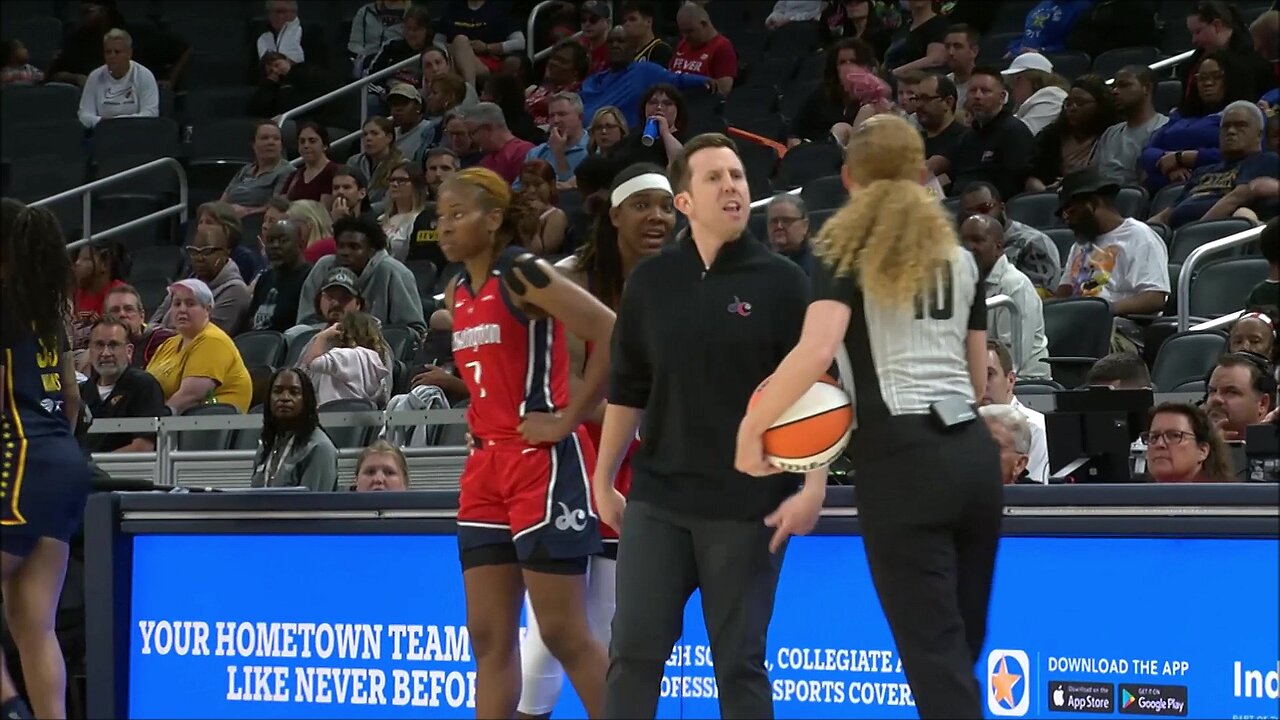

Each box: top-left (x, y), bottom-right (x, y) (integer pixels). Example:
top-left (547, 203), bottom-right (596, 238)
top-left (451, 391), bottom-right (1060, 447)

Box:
top-left (2, 308), bottom-right (72, 441)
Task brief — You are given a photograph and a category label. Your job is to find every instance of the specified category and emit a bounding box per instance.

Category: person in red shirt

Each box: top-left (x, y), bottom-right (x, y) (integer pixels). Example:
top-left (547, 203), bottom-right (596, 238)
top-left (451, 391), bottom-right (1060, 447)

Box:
top-left (525, 39), bottom-right (588, 128)
top-left (468, 101), bottom-right (536, 184)
top-left (671, 2), bottom-right (738, 94)
top-left (578, 0), bottom-right (612, 74)
top-left (71, 241), bottom-right (128, 351)
top-left (438, 167), bottom-right (615, 719)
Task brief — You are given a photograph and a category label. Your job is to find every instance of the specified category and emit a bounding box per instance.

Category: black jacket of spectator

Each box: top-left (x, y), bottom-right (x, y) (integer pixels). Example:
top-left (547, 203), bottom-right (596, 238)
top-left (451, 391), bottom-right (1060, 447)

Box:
top-left (950, 108), bottom-right (1035, 201)
top-left (1177, 42), bottom-right (1278, 102)
top-left (366, 38), bottom-right (424, 96)
top-left (792, 87), bottom-right (861, 143)
top-left (79, 367), bottom-right (166, 453)
top-left (248, 62), bottom-right (340, 120)
top-left (250, 261), bottom-right (313, 332)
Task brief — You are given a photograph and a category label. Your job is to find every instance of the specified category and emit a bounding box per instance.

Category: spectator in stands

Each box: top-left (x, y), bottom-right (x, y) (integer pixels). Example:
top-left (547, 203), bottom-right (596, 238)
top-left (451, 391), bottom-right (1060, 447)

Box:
top-left (424, 146), bottom-right (460, 200)
top-left (513, 161), bottom-right (569, 255)
top-left (586, 106), bottom-right (628, 157)
top-left (1248, 218), bottom-right (1279, 309)
top-left (672, 2), bottom-right (737, 95)
top-left (1003, 53), bottom-right (1068, 136)
top-left (461, 101), bottom-right (534, 184)
top-left (365, 3), bottom-right (433, 106)
top-left (766, 0), bottom-right (824, 29)
top-left (256, 0), bottom-right (307, 64)
top-left (521, 92), bottom-right (589, 185)
top-left (379, 161), bottom-right (428, 259)
top-left (959, 182), bottom-right (1061, 293)
top-left (1143, 402), bottom-right (1235, 482)
top-left (1141, 50), bottom-right (1256, 192)
top-left (50, 1), bottom-right (189, 89)
top-left (788, 38), bottom-right (878, 147)
top-left (250, 219), bottom-right (312, 332)
top-left (146, 278), bottom-right (252, 413)
top-left (425, 72), bottom-right (473, 133)
top-left (348, 117), bottom-right (404, 207)
top-left (353, 440), bottom-right (410, 491)
top-left (1, 39), bottom-right (44, 86)
top-left (1149, 101), bottom-right (1279, 229)
top-left (525, 40), bottom-right (588, 129)
top-left (329, 166), bottom-right (377, 224)
top-left (614, 83), bottom-right (689, 169)
top-left (297, 216), bottom-right (426, 336)
top-left (300, 310), bottom-right (391, 407)
top-left (980, 339), bottom-right (1049, 481)
top-left (288, 266), bottom-right (363, 340)
top-left (436, 0), bottom-right (526, 82)
top-left (348, 0), bottom-right (409, 76)
top-left (1206, 353), bottom-right (1275, 441)
top-left (156, 225), bottom-right (252, 335)
top-left (197, 201), bottom-right (262, 292)
top-left (1252, 10), bottom-right (1279, 69)
top-left (578, 0), bottom-right (613, 73)
top-left (77, 28), bottom-right (159, 130)
top-left (951, 67), bottom-right (1036, 202)
top-left (765, 194), bottom-right (816, 275)
top-left (1005, 0), bottom-right (1093, 57)
top-left (978, 404), bottom-right (1034, 484)
top-left (441, 108), bottom-right (484, 167)
top-left (961, 214), bottom-right (1051, 379)
top-left (386, 84), bottom-right (434, 166)
top-left (281, 122), bottom-right (338, 205)
top-left (480, 73), bottom-right (546, 144)
top-left (221, 121), bottom-right (292, 223)
top-left (583, 27), bottom-right (710, 132)
top-left (1229, 311), bottom-right (1277, 359)
top-left (916, 72), bottom-right (970, 191)
top-left (885, 0), bottom-right (949, 77)
top-left (72, 240), bottom-right (128, 325)
top-left (622, 2), bottom-right (674, 66)
top-left (1027, 75), bottom-right (1118, 191)
top-left (1181, 1), bottom-right (1276, 103)
top-left (289, 198), bottom-right (337, 263)
top-left (1095, 66), bottom-right (1169, 186)
top-left (79, 315), bottom-right (166, 454)
top-left (250, 367), bottom-right (339, 490)
top-left (258, 197), bottom-right (291, 277)
top-left (1056, 168), bottom-right (1170, 317)
top-left (820, 0), bottom-right (892, 60)
top-left (1085, 351), bottom-right (1153, 388)
top-left (103, 284), bottom-right (175, 368)
top-left (944, 24), bottom-right (979, 116)
top-left (248, 50), bottom-right (334, 120)
top-left (420, 47), bottom-right (482, 112)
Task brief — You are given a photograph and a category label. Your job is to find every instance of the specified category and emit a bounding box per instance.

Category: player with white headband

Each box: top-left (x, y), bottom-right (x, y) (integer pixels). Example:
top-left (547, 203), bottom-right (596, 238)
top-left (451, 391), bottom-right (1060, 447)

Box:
top-left (517, 163), bottom-right (676, 719)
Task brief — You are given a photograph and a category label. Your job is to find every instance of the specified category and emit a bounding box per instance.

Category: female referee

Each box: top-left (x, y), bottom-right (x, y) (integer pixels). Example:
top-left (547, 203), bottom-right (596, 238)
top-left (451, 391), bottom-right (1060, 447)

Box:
top-left (1, 198), bottom-right (91, 720)
top-left (736, 115), bottom-right (1003, 719)
top-left (436, 168), bottom-right (615, 719)
top-left (518, 163), bottom-right (676, 719)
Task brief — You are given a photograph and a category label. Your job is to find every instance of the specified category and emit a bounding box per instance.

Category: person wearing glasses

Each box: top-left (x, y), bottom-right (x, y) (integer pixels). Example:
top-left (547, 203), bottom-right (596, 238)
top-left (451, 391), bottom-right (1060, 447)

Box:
top-left (765, 193), bottom-right (816, 275)
top-left (1142, 402), bottom-right (1235, 483)
top-left (145, 279), bottom-right (253, 414)
top-left (151, 224), bottom-right (251, 336)
top-left (586, 106), bottom-right (627, 157)
top-left (914, 72), bottom-right (970, 194)
top-left (79, 316), bottom-right (166, 454)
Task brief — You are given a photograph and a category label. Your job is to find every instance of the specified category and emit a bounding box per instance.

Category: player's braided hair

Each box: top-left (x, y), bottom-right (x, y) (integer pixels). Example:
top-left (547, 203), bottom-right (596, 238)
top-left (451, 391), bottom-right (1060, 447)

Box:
top-left (1, 197), bottom-right (73, 346)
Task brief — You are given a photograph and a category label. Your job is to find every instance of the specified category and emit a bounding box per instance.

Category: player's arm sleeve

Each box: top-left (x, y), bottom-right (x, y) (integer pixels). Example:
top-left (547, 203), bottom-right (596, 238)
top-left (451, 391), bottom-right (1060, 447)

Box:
top-left (811, 258), bottom-right (857, 305)
top-left (608, 272), bottom-right (652, 408)
top-left (968, 275), bottom-right (988, 332)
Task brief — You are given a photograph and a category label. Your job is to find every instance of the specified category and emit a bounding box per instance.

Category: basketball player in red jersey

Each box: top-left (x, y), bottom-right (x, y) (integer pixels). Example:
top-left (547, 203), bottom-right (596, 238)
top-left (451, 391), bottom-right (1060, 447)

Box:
top-left (518, 162), bottom-right (675, 719)
top-left (437, 167), bottom-right (615, 719)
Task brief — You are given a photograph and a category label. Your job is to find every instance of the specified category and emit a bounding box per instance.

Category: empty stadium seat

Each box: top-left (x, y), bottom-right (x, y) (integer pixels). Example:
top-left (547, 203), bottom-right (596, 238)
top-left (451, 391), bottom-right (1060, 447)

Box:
top-left (92, 117), bottom-right (182, 164)
top-left (731, 115), bottom-right (786, 143)
top-left (763, 21), bottom-right (820, 58)
top-left (1091, 46), bottom-right (1163, 79)
top-left (318, 397), bottom-right (378, 448)
top-left (724, 87), bottom-right (779, 123)
top-left (738, 142), bottom-right (778, 200)
top-left (1114, 186), bottom-right (1150, 219)
top-left (774, 143), bottom-right (843, 190)
top-left (234, 330), bottom-right (287, 368)
top-left (800, 174), bottom-right (846, 212)
top-left (382, 325), bottom-right (420, 363)
top-left (177, 403), bottom-right (241, 452)
top-left (1169, 219), bottom-right (1255, 264)
top-left (1150, 330), bottom-right (1227, 391)
top-left (1187, 257), bottom-right (1270, 319)
top-left (1042, 227), bottom-right (1077, 266)
top-left (1153, 79), bottom-right (1183, 115)
top-left (1006, 191), bottom-right (1062, 230)
top-left (743, 57), bottom-right (796, 88)
top-left (1150, 182), bottom-right (1187, 216)
top-left (285, 328), bottom-right (321, 366)
top-left (0, 118), bottom-right (85, 166)
top-left (1045, 51), bottom-right (1092, 81)
top-left (1043, 297), bottom-right (1113, 388)
top-left (1014, 379), bottom-right (1064, 396)
top-left (1, 83), bottom-right (81, 125)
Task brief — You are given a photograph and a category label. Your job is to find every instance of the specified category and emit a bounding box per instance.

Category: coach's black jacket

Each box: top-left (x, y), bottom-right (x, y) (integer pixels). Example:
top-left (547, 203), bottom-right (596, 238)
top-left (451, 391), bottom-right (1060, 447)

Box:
top-left (609, 231), bottom-right (809, 521)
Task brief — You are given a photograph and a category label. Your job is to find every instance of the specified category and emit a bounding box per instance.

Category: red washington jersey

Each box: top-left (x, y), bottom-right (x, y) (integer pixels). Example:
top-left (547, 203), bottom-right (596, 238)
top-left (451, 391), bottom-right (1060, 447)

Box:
top-left (452, 255), bottom-right (571, 445)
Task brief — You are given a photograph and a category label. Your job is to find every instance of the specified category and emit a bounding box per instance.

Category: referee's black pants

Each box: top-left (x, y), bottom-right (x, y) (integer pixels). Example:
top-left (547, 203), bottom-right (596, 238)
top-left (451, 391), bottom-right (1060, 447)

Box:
top-left (604, 500), bottom-right (784, 719)
top-left (851, 416), bottom-right (1003, 719)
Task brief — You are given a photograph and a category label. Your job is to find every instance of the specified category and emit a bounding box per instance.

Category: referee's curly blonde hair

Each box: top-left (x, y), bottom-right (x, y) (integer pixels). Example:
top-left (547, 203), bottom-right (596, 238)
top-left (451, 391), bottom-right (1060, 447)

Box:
top-left (815, 114), bottom-right (958, 310)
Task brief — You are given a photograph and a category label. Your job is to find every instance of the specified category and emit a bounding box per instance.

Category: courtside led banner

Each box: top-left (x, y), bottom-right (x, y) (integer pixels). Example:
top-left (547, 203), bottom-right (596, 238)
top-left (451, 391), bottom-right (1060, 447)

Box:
top-left (127, 535), bottom-right (1279, 719)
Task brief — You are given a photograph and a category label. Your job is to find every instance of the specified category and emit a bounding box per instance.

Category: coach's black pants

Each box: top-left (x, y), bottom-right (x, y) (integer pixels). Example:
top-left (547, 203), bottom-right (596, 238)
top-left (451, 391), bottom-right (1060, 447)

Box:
top-left (605, 500), bottom-right (784, 719)
top-left (851, 416), bottom-right (1004, 719)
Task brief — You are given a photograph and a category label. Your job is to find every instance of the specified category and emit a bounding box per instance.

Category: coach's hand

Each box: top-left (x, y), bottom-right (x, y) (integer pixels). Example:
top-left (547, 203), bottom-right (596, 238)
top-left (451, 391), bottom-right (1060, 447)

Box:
top-left (734, 426), bottom-right (779, 477)
top-left (594, 481), bottom-right (627, 532)
top-left (764, 486), bottom-right (824, 553)
top-left (519, 411), bottom-right (572, 445)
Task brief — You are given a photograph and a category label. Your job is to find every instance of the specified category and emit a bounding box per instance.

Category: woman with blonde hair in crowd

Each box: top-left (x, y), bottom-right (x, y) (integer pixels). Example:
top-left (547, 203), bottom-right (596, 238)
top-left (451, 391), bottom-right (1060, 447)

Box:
top-left (737, 114), bottom-right (1002, 718)
top-left (287, 199), bottom-right (336, 263)
top-left (352, 440), bottom-right (410, 491)
top-left (586, 105), bottom-right (627, 156)
top-left (299, 310), bottom-right (391, 407)
top-left (378, 160), bottom-right (428, 260)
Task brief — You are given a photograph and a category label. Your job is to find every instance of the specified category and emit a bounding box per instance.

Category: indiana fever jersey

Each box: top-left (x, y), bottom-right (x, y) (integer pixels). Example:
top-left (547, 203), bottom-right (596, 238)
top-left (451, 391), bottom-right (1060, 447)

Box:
top-left (1, 310), bottom-right (72, 441)
top-left (452, 256), bottom-right (571, 445)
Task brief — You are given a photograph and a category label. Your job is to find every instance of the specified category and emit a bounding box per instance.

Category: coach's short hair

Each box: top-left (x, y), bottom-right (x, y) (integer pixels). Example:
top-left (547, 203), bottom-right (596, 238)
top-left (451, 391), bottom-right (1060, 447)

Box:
top-left (669, 132), bottom-right (738, 195)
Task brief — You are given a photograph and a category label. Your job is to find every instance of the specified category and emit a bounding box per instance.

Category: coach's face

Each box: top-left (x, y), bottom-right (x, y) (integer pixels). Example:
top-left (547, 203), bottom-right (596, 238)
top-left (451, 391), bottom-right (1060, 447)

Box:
top-left (677, 146), bottom-right (748, 239)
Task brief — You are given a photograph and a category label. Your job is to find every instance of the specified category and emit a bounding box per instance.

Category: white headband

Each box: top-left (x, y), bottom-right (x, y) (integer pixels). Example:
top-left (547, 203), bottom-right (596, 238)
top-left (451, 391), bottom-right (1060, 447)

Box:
top-left (610, 173), bottom-right (673, 208)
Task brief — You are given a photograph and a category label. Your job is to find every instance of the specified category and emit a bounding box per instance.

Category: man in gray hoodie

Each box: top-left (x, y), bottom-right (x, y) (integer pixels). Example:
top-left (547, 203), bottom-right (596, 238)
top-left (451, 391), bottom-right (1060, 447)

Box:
top-left (296, 215), bottom-right (427, 336)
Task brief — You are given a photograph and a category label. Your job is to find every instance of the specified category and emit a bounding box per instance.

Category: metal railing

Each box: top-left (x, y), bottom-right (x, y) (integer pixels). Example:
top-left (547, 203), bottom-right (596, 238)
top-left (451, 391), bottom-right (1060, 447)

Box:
top-left (1191, 309), bottom-right (1244, 332)
top-left (986, 293), bottom-right (1024, 370)
top-left (1176, 225), bottom-right (1265, 332)
top-left (32, 158), bottom-right (188, 251)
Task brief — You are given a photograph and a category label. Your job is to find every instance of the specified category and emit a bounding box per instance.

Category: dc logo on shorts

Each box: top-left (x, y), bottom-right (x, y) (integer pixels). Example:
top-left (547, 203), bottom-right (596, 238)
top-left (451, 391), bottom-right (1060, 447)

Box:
top-left (554, 502), bottom-right (587, 532)
top-left (987, 649), bottom-right (1031, 716)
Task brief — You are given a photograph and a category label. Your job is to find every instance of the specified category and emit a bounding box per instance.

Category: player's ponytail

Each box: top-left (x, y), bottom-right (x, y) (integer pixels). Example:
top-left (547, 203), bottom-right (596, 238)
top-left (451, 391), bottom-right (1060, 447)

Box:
top-left (814, 115), bottom-right (957, 310)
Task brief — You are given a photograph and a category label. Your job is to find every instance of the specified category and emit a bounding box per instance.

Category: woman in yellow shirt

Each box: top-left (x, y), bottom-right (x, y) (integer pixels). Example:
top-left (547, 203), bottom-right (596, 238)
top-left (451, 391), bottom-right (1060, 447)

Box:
top-left (146, 279), bottom-right (252, 413)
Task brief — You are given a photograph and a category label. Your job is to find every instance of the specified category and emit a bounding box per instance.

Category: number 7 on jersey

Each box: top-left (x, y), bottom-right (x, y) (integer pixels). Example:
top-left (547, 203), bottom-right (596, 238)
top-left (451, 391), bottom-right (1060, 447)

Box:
top-left (464, 361), bottom-right (487, 398)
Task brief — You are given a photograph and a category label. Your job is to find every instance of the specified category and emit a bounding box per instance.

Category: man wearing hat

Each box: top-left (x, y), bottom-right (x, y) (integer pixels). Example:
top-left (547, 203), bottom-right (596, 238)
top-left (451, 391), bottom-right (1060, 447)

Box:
top-left (387, 83), bottom-right (434, 165)
top-left (1054, 167), bottom-right (1170, 330)
top-left (579, 0), bottom-right (613, 73)
top-left (1002, 52), bottom-right (1066, 135)
top-left (288, 266), bottom-right (396, 398)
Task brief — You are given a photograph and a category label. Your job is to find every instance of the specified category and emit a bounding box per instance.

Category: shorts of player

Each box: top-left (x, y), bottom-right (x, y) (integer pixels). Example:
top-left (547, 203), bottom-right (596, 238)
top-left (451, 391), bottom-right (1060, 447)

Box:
top-left (457, 426), bottom-right (602, 574)
top-left (1, 433), bottom-right (91, 558)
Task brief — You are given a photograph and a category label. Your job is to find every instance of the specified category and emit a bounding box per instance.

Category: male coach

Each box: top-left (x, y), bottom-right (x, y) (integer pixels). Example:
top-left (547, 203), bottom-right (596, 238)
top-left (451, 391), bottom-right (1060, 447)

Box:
top-left (592, 133), bottom-right (825, 719)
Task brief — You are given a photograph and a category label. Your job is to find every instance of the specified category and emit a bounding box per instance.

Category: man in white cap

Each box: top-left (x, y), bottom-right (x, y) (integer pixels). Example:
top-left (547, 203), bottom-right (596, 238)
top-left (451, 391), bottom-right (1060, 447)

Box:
top-left (1001, 52), bottom-right (1066, 135)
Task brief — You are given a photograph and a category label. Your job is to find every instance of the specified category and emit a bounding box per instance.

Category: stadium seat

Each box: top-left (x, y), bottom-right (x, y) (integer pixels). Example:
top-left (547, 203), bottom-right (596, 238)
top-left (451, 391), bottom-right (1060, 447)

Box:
top-left (1042, 227), bottom-right (1077, 266)
top-left (774, 142), bottom-right (843, 190)
top-left (748, 207), bottom-right (768, 241)
top-left (1187, 257), bottom-right (1269, 319)
top-left (1043, 297), bottom-right (1113, 388)
top-left (1, 118), bottom-right (86, 164)
top-left (764, 21), bottom-right (820, 58)
top-left (738, 142), bottom-right (778, 200)
top-left (433, 399), bottom-right (470, 446)
top-left (129, 245), bottom-right (186, 286)
top-left (0, 83), bottom-right (81, 125)
top-left (1169, 219), bottom-right (1254, 264)
top-left (743, 57), bottom-right (796, 89)
top-left (1114, 186), bottom-right (1150, 219)
top-left (1091, 47), bottom-right (1162, 79)
top-left (181, 87), bottom-right (258, 126)
top-left (731, 115), bottom-right (787, 143)
top-left (1153, 79), bottom-right (1183, 115)
top-left (284, 328), bottom-right (321, 366)
top-left (724, 87), bottom-right (779, 123)
top-left (1006, 191), bottom-right (1062, 230)
top-left (1014, 379), bottom-right (1065, 395)
top-left (1150, 182), bottom-right (1187, 216)
top-left (177, 403), bottom-right (241, 452)
top-left (808, 208), bottom-right (835, 232)
top-left (980, 32), bottom-right (1022, 61)
top-left (234, 330), bottom-right (287, 368)
top-left (779, 79), bottom-right (820, 121)
top-left (800, 174), bottom-right (846, 212)
top-left (1044, 51), bottom-right (1092, 81)
top-left (318, 397), bottom-right (378, 448)
top-left (1150, 330), bottom-right (1227, 391)
top-left (92, 117), bottom-right (183, 162)
top-left (382, 325), bottom-right (420, 363)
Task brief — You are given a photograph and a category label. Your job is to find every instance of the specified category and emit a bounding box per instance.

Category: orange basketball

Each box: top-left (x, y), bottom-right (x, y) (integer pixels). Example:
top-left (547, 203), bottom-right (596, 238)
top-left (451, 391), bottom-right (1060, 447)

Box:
top-left (749, 375), bottom-right (854, 473)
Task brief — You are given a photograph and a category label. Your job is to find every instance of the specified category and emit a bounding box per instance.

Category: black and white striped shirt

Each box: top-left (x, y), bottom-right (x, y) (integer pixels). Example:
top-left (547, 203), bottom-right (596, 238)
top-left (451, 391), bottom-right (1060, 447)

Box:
top-left (815, 245), bottom-right (985, 422)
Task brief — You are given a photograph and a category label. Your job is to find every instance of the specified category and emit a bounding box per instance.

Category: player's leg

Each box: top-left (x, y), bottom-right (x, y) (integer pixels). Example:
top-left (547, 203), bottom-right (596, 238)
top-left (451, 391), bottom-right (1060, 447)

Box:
top-left (690, 513), bottom-right (784, 719)
top-left (463, 551), bottom-right (526, 719)
top-left (522, 563), bottom-right (605, 718)
top-left (516, 589), bottom-right (564, 720)
top-left (2, 537), bottom-right (70, 720)
top-left (0, 542), bottom-right (34, 720)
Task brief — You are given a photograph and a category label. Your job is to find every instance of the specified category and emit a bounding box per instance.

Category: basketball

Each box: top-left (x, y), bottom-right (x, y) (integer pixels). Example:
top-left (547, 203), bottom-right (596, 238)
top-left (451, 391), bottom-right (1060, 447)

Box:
top-left (749, 375), bottom-right (854, 473)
